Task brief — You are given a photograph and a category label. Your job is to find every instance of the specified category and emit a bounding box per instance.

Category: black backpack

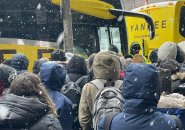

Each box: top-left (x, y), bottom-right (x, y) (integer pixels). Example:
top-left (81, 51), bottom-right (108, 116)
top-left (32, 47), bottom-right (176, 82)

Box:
top-left (61, 75), bottom-right (84, 129)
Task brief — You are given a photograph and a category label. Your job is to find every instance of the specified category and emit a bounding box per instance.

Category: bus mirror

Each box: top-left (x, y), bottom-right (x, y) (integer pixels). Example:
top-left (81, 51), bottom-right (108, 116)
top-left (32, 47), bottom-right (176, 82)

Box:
top-left (109, 9), bottom-right (155, 40)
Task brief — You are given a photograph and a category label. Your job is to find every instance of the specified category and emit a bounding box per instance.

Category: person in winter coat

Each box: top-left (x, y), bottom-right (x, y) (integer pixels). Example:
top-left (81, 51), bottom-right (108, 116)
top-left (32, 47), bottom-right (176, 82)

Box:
top-left (66, 55), bottom-right (87, 83)
top-left (98, 63), bottom-right (180, 130)
top-left (32, 58), bottom-right (48, 74)
top-left (157, 63), bottom-right (185, 129)
top-left (40, 61), bottom-right (73, 130)
top-left (158, 41), bottom-right (185, 64)
top-left (79, 51), bottom-right (122, 130)
top-left (0, 72), bottom-right (62, 130)
top-left (0, 64), bottom-right (17, 96)
top-left (10, 53), bottom-right (29, 75)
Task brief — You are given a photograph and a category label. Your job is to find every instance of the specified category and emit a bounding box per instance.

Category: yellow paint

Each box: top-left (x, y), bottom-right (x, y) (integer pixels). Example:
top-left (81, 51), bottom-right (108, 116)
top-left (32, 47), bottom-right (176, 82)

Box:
top-left (126, 1), bottom-right (185, 57)
top-left (51, 0), bottom-right (115, 19)
top-left (0, 44), bottom-right (53, 72)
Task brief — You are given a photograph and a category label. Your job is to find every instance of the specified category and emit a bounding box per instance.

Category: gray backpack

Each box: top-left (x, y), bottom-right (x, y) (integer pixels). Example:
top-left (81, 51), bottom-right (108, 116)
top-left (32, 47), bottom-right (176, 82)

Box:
top-left (91, 79), bottom-right (124, 130)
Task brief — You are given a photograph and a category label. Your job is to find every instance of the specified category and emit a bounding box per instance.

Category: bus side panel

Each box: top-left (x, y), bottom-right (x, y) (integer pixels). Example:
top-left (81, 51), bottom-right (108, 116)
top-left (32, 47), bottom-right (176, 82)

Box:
top-left (0, 44), bottom-right (52, 71)
top-left (126, 5), bottom-right (176, 56)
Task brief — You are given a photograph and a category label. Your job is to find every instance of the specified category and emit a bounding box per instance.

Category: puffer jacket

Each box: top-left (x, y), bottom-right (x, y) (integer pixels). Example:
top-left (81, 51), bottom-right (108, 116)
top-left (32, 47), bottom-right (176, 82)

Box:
top-left (40, 61), bottom-right (73, 130)
top-left (79, 51), bottom-right (121, 130)
top-left (158, 93), bottom-right (185, 129)
top-left (98, 64), bottom-right (178, 130)
top-left (0, 94), bottom-right (62, 130)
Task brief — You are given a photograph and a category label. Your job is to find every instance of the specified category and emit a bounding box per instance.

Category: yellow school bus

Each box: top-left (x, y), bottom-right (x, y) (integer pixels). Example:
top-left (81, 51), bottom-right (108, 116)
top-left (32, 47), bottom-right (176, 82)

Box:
top-left (0, 0), bottom-right (155, 71)
top-left (126, 1), bottom-right (185, 57)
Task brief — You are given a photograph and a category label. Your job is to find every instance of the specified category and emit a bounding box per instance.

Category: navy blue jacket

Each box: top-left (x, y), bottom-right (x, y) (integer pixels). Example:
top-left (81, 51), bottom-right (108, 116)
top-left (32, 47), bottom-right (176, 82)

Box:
top-left (98, 64), bottom-right (178, 130)
top-left (40, 61), bottom-right (73, 130)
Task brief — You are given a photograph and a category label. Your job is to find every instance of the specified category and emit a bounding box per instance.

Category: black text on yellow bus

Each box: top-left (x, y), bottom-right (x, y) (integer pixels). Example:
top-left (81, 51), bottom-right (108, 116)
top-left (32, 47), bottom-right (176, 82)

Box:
top-left (130, 20), bottom-right (167, 32)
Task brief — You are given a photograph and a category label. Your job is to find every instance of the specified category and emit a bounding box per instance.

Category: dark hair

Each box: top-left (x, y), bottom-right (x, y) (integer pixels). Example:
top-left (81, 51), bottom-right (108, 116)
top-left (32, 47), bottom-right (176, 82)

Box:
top-left (33, 58), bottom-right (48, 74)
top-left (176, 45), bottom-right (185, 63)
top-left (67, 55), bottom-right (87, 75)
top-left (124, 54), bottom-right (133, 59)
top-left (9, 72), bottom-right (57, 115)
top-left (149, 49), bottom-right (158, 64)
top-left (51, 50), bottom-right (66, 61)
top-left (108, 44), bottom-right (119, 54)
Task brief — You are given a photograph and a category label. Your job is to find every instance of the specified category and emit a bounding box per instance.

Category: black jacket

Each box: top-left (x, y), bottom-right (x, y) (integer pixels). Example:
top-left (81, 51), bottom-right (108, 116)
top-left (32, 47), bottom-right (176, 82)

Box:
top-left (0, 94), bottom-right (62, 130)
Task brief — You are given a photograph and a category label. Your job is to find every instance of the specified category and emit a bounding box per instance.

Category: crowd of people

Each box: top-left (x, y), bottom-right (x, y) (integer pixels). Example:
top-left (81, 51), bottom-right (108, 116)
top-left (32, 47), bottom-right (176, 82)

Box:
top-left (0, 41), bottom-right (184, 130)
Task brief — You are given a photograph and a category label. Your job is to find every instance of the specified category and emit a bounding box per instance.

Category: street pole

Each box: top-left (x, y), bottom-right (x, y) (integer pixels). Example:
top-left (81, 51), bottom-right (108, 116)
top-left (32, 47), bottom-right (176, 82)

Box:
top-left (61, 0), bottom-right (73, 53)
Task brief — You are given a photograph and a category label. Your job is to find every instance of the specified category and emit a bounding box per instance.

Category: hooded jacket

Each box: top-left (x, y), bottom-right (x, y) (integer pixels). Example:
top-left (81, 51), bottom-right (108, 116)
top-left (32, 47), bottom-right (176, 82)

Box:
top-left (158, 93), bottom-right (185, 129)
top-left (158, 42), bottom-right (177, 60)
top-left (40, 61), bottom-right (73, 130)
top-left (0, 94), bottom-right (62, 130)
top-left (98, 64), bottom-right (178, 130)
top-left (79, 51), bottom-right (121, 130)
top-left (11, 54), bottom-right (29, 74)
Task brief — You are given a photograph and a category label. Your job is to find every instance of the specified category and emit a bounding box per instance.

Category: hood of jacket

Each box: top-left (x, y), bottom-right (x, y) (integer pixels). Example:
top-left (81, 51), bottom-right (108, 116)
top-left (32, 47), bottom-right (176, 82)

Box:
top-left (93, 51), bottom-right (120, 80)
top-left (11, 54), bottom-right (29, 71)
top-left (0, 94), bottom-right (49, 128)
top-left (122, 64), bottom-right (161, 113)
top-left (40, 61), bottom-right (66, 91)
top-left (158, 93), bottom-right (185, 109)
top-left (158, 42), bottom-right (177, 60)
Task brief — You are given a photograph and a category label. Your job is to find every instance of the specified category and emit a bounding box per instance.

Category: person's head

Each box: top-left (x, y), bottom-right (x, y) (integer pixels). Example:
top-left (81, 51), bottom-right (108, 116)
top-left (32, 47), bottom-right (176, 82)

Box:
top-left (11, 53), bottom-right (29, 71)
top-left (33, 58), bottom-right (48, 74)
top-left (122, 64), bottom-right (161, 104)
top-left (158, 42), bottom-right (177, 61)
top-left (176, 45), bottom-right (185, 63)
top-left (157, 58), bottom-right (180, 75)
top-left (93, 51), bottom-right (120, 80)
top-left (40, 61), bottom-right (66, 91)
top-left (2, 59), bottom-right (12, 66)
top-left (132, 54), bottom-right (145, 63)
top-left (67, 55), bottom-right (87, 75)
top-left (130, 42), bottom-right (141, 55)
top-left (51, 50), bottom-right (66, 62)
top-left (0, 64), bottom-right (17, 95)
top-left (88, 53), bottom-right (96, 69)
top-left (108, 44), bottom-right (119, 54)
top-left (9, 72), bottom-right (56, 115)
top-left (149, 49), bottom-right (158, 64)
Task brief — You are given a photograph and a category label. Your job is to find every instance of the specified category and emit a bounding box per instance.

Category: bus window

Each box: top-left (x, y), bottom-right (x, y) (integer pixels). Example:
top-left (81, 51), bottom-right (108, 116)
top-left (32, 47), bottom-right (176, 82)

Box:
top-left (110, 27), bottom-right (121, 52)
top-left (98, 27), bottom-right (110, 51)
top-left (180, 6), bottom-right (185, 37)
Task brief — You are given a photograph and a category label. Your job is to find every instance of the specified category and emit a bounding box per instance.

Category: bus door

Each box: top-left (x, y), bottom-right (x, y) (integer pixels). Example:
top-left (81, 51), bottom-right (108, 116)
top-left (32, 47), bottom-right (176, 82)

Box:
top-left (98, 27), bottom-right (122, 53)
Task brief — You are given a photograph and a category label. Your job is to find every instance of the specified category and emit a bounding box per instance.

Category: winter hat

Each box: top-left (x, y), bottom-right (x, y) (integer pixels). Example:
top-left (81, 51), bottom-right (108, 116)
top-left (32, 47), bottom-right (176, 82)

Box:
top-left (93, 51), bottom-right (120, 80)
top-left (132, 54), bottom-right (145, 63)
top-left (67, 55), bottom-right (87, 75)
top-left (149, 49), bottom-right (158, 64)
top-left (40, 61), bottom-right (66, 90)
top-left (130, 42), bottom-right (141, 55)
top-left (122, 64), bottom-right (161, 102)
top-left (11, 53), bottom-right (29, 71)
top-left (51, 50), bottom-right (66, 61)
top-left (158, 42), bottom-right (177, 60)
top-left (108, 44), bottom-right (119, 54)
top-left (157, 59), bottom-right (180, 74)
top-left (0, 64), bottom-right (17, 89)
top-left (176, 45), bottom-right (185, 63)
top-left (33, 58), bottom-right (48, 74)
top-left (178, 41), bottom-right (185, 53)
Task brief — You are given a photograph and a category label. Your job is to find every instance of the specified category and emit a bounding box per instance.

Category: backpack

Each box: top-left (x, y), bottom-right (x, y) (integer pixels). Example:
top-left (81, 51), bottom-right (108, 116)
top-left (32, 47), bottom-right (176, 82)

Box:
top-left (61, 75), bottom-right (84, 129)
top-left (91, 79), bottom-right (124, 130)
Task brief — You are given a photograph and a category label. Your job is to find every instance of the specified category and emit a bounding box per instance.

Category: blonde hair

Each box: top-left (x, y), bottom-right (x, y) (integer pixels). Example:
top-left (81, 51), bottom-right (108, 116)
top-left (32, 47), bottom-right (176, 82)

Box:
top-left (9, 72), bottom-right (57, 116)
